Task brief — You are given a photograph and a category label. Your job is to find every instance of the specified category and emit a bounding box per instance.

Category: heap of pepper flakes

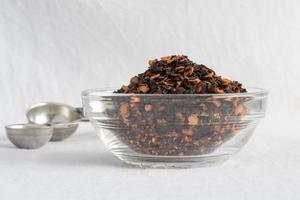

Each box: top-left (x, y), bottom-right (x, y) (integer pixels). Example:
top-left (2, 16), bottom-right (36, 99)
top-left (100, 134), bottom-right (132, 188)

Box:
top-left (109, 55), bottom-right (248, 156)
top-left (116, 55), bottom-right (246, 94)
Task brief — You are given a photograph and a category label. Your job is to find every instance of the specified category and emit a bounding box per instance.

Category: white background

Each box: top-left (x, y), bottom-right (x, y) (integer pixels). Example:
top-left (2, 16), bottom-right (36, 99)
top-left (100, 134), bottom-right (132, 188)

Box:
top-left (0, 0), bottom-right (299, 199)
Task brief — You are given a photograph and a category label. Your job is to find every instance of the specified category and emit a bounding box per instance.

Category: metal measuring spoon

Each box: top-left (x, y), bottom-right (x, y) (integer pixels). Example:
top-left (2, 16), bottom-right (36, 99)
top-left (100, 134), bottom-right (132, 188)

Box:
top-left (50, 122), bottom-right (79, 142)
top-left (26, 102), bottom-right (86, 141)
top-left (5, 123), bottom-right (53, 149)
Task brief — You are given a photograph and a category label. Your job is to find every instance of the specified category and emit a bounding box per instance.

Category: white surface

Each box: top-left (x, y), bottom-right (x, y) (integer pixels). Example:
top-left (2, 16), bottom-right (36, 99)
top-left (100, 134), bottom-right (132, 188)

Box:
top-left (0, 0), bottom-right (300, 199)
top-left (0, 121), bottom-right (299, 200)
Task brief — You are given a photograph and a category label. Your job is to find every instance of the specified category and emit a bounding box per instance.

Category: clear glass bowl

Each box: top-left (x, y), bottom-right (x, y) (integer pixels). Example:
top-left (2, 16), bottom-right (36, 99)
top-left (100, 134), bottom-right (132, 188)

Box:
top-left (82, 88), bottom-right (267, 168)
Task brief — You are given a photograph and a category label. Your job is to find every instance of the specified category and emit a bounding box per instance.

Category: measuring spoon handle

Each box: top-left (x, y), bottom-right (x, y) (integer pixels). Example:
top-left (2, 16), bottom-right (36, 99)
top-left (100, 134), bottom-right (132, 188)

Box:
top-left (76, 107), bottom-right (90, 122)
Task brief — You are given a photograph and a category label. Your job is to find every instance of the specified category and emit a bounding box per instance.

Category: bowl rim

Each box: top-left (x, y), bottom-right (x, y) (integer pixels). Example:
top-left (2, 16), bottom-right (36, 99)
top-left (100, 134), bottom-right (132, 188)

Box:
top-left (82, 87), bottom-right (268, 98)
top-left (5, 123), bottom-right (53, 131)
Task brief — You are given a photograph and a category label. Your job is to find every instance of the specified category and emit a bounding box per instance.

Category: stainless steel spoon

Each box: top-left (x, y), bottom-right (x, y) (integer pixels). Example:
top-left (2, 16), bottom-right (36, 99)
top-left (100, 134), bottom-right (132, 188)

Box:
top-left (26, 102), bottom-right (87, 141)
top-left (5, 123), bottom-right (53, 149)
top-left (26, 102), bottom-right (83, 124)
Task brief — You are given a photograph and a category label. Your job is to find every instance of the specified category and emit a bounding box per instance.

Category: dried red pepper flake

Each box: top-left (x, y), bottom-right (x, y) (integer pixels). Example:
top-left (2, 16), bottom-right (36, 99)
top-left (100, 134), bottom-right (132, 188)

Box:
top-left (130, 76), bottom-right (140, 84)
top-left (148, 59), bottom-right (158, 66)
top-left (182, 128), bottom-right (194, 136)
top-left (175, 112), bottom-right (185, 123)
top-left (138, 84), bottom-right (150, 93)
top-left (121, 85), bottom-right (129, 93)
top-left (144, 104), bottom-right (153, 112)
top-left (187, 114), bottom-right (199, 125)
top-left (119, 102), bottom-right (129, 120)
top-left (130, 96), bottom-right (141, 103)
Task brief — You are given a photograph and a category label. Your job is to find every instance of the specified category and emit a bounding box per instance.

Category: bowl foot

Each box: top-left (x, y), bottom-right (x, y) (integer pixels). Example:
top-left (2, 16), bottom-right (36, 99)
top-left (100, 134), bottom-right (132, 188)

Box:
top-left (115, 154), bottom-right (230, 168)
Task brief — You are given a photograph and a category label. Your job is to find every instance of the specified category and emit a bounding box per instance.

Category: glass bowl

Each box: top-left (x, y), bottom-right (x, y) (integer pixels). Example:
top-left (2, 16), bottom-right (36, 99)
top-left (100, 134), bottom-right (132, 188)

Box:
top-left (82, 88), bottom-right (267, 168)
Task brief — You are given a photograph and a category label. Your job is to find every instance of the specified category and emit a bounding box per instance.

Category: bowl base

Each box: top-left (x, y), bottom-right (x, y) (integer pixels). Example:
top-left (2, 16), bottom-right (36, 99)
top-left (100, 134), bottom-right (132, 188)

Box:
top-left (115, 154), bottom-right (230, 168)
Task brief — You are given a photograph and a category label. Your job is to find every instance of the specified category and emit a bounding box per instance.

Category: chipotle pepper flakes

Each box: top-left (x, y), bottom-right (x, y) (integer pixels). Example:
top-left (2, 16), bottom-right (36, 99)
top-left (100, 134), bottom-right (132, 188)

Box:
top-left (148, 59), bottom-right (158, 66)
top-left (138, 84), bottom-right (150, 93)
top-left (130, 96), bottom-right (141, 103)
top-left (187, 114), bottom-right (199, 125)
top-left (234, 105), bottom-right (247, 115)
top-left (130, 76), bottom-right (140, 84)
top-left (121, 85), bottom-right (129, 93)
top-left (111, 55), bottom-right (248, 156)
top-left (182, 128), bottom-right (194, 136)
top-left (116, 55), bottom-right (246, 94)
top-left (222, 78), bottom-right (232, 85)
top-left (144, 104), bottom-right (153, 112)
top-left (119, 103), bottom-right (129, 120)
top-left (157, 104), bottom-right (166, 112)
top-left (175, 112), bottom-right (185, 123)
top-left (150, 74), bottom-right (161, 80)
top-left (188, 78), bottom-right (201, 85)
